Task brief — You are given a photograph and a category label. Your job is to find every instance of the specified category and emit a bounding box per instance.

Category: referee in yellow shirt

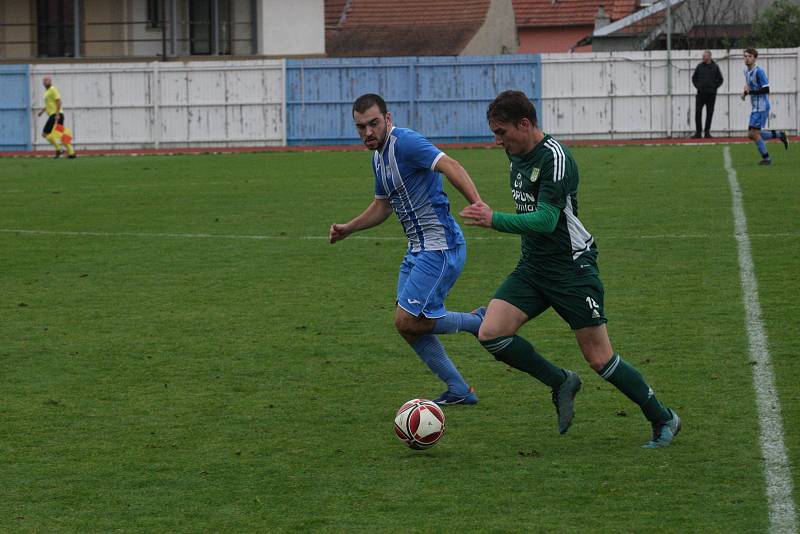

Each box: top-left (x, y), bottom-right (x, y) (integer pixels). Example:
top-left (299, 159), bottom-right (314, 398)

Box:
top-left (37, 77), bottom-right (76, 159)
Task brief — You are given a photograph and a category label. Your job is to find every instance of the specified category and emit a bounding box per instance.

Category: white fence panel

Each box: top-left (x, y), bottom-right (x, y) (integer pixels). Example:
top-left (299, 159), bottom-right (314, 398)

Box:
top-left (541, 48), bottom-right (798, 140)
top-left (30, 60), bottom-right (285, 150)
top-left (25, 50), bottom-right (797, 149)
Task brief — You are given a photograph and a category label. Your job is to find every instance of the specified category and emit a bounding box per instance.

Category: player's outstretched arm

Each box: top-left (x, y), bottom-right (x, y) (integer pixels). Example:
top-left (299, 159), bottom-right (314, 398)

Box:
top-left (461, 201), bottom-right (561, 235)
top-left (329, 198), bottom-right (392, 244)
top-left (435, 155), bottom-right (482, 205)
top-left (459, 201), bottom-right (494, 228)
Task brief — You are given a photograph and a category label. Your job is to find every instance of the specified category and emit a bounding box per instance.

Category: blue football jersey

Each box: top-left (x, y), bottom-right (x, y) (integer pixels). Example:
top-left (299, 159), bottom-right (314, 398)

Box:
top-left (373, 127), bottom-right (465, 252)
top-left (745, 65), bottom-right (771, 113)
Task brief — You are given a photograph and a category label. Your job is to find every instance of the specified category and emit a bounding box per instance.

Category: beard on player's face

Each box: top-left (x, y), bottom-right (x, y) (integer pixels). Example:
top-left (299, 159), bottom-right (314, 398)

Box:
top-left (355, 107), bottom-right (392, 151)
top-left (366, 123), bottom-right (387, 150)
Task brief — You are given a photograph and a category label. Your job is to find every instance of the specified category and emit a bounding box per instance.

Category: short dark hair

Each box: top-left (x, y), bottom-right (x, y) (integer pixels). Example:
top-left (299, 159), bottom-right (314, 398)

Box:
top-left (744, 47), bottom-right (759, 58)
top-left (486, 90), bottom-right (537, 127)
top-left (352, 93), bottom-right (388, 116)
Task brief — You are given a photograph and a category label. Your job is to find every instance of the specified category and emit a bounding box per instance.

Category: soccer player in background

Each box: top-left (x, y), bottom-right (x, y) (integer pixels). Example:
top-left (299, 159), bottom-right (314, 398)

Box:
top-left (329, 93), bottom-right (485, 406)
top-left (742, 48), bottom-right (788, 165)
top-left (37, 77), bottom-right (76, 159)
top-left (460, 91), bottom-right (680, 448)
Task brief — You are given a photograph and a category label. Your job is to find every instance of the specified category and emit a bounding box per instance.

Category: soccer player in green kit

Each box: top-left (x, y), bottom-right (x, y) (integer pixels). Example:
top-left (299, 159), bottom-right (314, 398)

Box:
top-left (460, 91), bottom-right (680, 448)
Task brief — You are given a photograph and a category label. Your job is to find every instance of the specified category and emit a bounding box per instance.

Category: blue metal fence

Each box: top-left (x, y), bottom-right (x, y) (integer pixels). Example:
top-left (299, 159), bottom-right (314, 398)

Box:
top-left (286, 55), bottom-right (542, 146)
top-left (1, 56), bottom-right (544, 152)
top-left (0, 64), bottom-right (31, 151)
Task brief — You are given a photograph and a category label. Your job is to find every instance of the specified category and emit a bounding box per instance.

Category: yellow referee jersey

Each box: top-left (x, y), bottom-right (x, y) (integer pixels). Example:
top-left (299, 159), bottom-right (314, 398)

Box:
top-left (44, 86), bottom-right (62, 116)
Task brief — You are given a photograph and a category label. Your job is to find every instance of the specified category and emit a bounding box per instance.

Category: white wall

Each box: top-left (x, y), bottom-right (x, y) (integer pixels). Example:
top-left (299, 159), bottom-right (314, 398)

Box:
top-left (256, 0), bottom-right (324, 56)
top-left (30, 60), bottom-right (285, 150)
top-left (540, 48), bottom-right (799, 139)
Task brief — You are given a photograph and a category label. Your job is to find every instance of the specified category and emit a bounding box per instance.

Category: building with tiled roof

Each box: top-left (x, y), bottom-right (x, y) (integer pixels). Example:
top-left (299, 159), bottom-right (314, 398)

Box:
top-left (512, 0), bottom-right (641, 52)
top-left (325, 0), bottom-right (518, 57)
top-left (589, 0), bottom-right (767, 52)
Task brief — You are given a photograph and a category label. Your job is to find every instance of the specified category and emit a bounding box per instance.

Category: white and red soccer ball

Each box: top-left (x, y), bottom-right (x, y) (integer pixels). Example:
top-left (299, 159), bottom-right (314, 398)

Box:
top-left (394, 398), bottom-right (446, 450)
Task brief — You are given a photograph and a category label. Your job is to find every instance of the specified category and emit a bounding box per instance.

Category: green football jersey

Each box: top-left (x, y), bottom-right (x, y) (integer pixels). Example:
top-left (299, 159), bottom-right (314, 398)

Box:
top-left (506, 134), bottom-right (595, 277)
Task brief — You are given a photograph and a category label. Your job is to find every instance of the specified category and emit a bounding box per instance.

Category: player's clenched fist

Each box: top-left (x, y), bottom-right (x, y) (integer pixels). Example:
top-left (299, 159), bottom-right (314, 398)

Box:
top-left (329, 223), bottom-right (351, 244)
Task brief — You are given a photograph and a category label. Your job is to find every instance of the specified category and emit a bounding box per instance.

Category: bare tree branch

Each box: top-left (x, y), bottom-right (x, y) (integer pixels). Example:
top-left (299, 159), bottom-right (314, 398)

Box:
top-left (669, 0), bottom-right (754, 49)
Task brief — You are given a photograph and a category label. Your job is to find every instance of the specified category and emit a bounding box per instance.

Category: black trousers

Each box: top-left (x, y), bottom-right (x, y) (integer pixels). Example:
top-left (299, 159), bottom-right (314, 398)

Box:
top-left (42, 113), bottom-right (64, 135)
top-left (695, 93), bottom-right (716, 135)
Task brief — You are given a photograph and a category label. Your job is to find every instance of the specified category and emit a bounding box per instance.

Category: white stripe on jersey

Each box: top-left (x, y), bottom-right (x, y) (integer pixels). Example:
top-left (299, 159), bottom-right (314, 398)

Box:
top-left (376, 148), bottom-right (391, 200)
top-left (387, 136), bottom-right (421, 250)
top-left (386, 134), bottom-right (448, 251)
top-left (544, 139), bottom-right (565, 182)
top-left (565, 194), bottom-right (594, 260)
top-left (430, 151), bottom-right (445, 171)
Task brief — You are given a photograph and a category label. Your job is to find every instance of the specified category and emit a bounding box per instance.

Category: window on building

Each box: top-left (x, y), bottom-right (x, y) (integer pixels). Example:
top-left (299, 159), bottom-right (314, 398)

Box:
top-left (37, 0), bottom-right (75, 57)
top-left (147, 0), bottom-right (163, 29)
top-left (190, 0), bottom-right (231, 55)
top-left (218, 0), bottom-right (231, 55)
top-left (190, 0), bottom-right (210, 54)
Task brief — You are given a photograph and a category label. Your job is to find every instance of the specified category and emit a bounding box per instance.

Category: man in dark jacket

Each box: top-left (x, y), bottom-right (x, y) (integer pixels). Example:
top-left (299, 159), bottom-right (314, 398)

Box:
top-left (692, 51), bottom-right (724, 138)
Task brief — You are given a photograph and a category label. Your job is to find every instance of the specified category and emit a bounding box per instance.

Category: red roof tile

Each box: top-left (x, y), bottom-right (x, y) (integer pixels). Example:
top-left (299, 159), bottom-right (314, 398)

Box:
top-left (513, 0), bottom-right (639, 28)
top-left (325, 0), bottom-right (491, 57)
top-left (614, 11), bottom-right (665, 35)
top-left (327, 24), bottom-right (484, 56)
top-left (599, 0), bottom-right (689, 36)
top-left (326, 0), bottom-right (490, 28)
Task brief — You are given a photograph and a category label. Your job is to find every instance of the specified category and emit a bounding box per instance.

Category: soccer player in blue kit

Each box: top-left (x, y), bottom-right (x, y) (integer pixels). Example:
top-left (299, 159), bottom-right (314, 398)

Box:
top-left (330, 94), bottom-right (485, 405)
top-left (742, 48), bottom-right (789, 165)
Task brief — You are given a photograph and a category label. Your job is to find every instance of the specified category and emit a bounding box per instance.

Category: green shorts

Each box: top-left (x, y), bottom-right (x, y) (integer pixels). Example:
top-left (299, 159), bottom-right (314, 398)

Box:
top-left (493, 254), bottom-right (607, 330)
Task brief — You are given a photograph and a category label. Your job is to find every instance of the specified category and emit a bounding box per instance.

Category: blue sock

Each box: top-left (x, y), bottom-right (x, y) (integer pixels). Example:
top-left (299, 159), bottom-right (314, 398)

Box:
top-left (411, 335), bottom-right (469, 395)
top-left (761, 130), bottom-right (775, 140)
top-left (431, 311), bottom-right (482, 335)
top-left (756, 139), bottom-right (769, 158)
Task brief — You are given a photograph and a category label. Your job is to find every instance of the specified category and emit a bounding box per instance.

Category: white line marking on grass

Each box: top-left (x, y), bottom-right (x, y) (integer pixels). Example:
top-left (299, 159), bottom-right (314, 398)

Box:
top-left (724, 146), bottom-right (797, 534)
top-left (0, 229), bottom-right (449, 241)
top-left (0, 228), bottom-right (316, 241)
top-left (1, 228), bottom-right (797, 243)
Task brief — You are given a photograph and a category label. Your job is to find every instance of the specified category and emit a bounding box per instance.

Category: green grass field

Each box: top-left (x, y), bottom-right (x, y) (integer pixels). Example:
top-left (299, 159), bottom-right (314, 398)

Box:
top-left (1, 143), bottom-right (798, 532)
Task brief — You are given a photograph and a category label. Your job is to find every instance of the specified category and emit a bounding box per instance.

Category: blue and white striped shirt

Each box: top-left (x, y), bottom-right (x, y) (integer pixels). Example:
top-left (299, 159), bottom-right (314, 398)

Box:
top-left (373, 127), bottom-right (465, 252)
top-left (745, 65), bottom-right (771, 113)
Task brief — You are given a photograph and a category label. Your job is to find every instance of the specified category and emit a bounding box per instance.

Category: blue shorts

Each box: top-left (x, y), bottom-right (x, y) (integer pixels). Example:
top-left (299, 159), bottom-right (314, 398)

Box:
top-left (748, 111), bottom-right (769, 130)
top-left (396, 244), bottom-right (466, 319)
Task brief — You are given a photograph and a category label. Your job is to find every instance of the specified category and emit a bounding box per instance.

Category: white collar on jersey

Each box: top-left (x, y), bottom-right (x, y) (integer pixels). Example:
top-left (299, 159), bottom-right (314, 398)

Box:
top-left (378, 126), bottom-right (396, 155)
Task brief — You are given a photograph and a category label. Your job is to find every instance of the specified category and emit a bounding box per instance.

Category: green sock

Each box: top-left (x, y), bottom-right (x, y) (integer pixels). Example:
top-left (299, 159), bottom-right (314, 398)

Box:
top-left (481, 335), bottom-right (566, 388)
top-left (599, 353), bottom-right (671, 423)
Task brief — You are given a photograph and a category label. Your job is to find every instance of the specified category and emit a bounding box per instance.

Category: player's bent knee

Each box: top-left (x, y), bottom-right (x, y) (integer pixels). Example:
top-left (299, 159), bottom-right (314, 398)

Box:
top-left (577, 341), bottom-right (613, 372)
top-left (394, 314), bottom-right (431, 337)
top-left (477, 327), bottom-right (491, 342)
top-left (478, 323), bottom-right (513, 342)
top-left (477, 328), bottom-right (495, 342)
top-left (394, 317), bottom-right (414, 336)
top-left (585, 357), bottom-right (607, 372)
